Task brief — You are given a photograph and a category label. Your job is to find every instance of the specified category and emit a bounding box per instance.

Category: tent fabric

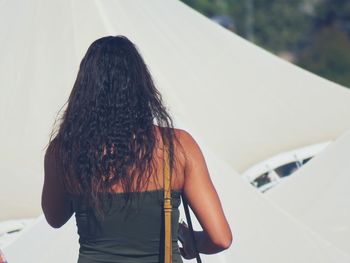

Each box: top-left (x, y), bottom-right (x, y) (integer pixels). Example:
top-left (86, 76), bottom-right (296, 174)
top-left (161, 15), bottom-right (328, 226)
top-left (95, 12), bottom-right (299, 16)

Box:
top-left (1, 0), bottom-right (350, 219)
top-left (4, 140), bottom-right (350, 263)
top-left (266, 128), bottom-right (350, 255)
top-left (1, 0), bottom-right (350, 262)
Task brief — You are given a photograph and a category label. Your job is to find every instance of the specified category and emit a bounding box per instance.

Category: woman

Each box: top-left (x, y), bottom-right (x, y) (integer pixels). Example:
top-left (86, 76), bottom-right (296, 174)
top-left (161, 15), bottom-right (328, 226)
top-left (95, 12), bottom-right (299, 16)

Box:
top-left (42, 35), bottom-right (232, 263)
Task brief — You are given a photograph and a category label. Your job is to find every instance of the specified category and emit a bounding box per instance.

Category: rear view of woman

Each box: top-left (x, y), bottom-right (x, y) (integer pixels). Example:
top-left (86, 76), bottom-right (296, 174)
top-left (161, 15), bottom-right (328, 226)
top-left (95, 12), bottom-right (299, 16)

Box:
top-left (42, 35), bottom-right (232, 263)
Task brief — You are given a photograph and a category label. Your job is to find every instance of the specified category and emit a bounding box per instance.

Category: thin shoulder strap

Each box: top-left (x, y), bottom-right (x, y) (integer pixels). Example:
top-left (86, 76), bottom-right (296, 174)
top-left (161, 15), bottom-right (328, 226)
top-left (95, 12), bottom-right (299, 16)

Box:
top-left (163, 146), bottom-right (172, 263)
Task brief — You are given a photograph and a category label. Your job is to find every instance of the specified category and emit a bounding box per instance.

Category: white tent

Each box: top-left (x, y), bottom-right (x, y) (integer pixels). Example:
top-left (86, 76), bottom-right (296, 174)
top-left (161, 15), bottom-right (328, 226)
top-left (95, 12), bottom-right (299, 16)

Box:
top-left (266, 128), bottom-right (350, 255)
top-left (1, 0), bottom-right (350, 220)
top-left (1, 0), bottom-right (350, 262)
top-left (4, 142), bottom-right (350, 262)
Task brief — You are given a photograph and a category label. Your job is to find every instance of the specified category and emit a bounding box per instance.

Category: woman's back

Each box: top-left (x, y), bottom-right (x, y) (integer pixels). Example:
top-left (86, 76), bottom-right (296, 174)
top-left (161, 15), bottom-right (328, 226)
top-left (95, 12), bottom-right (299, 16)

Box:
top-left (42, 35), bottom-right (231, 263)
top-left (71, 127), bottom-right (185, 263)
top-left (72, 190), bottom-right (182, 263)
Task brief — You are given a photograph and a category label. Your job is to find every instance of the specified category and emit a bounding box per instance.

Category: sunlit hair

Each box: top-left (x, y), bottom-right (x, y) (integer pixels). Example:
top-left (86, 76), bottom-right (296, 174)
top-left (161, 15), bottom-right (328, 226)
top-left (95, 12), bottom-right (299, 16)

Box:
top-left (47, 35), bottom-right (175, 219)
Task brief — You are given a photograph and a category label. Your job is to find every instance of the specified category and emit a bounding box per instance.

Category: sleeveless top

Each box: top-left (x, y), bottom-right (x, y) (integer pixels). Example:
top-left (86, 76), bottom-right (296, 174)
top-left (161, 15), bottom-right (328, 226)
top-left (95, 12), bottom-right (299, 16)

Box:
top-left (69, 189), bottom-right (183, 263)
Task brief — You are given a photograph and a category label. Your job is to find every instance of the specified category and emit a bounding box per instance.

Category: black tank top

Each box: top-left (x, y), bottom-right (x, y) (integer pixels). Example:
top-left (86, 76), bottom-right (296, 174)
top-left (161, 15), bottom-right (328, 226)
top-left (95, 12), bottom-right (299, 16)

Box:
top-left (70, 189), bottom-right (183, 263)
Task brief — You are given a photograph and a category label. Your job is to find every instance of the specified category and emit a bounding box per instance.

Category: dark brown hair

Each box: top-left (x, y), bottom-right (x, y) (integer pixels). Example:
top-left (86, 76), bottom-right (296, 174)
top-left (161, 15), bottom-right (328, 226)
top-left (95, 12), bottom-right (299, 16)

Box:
top-left (47, 35), bottom-right (175, 219)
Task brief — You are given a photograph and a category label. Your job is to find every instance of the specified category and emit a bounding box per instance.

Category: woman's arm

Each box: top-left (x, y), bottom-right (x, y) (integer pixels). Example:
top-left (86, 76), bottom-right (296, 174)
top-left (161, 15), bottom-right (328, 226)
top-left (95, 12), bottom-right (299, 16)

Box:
top-left (41, 142), bottom-right (73, 228)
top-left (177, 130), bottom-right (232, 258)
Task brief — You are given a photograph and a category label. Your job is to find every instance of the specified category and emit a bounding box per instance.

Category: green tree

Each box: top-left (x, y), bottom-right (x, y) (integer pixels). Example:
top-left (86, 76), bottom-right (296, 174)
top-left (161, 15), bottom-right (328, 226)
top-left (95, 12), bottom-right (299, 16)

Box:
top-left (298, 0), bottom-right (350, 88)
top-left (181, 0), bottom-right (313, 54)
top-left (227, 0), bottom-right (312, 53)
top-left (313, 0), bottom-right (350, 34)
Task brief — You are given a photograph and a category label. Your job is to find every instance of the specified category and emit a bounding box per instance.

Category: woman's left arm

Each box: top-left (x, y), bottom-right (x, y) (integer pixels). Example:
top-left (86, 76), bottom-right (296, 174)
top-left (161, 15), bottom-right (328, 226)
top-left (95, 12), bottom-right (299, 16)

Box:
top-left (41, 143), bottom-right (73, 228)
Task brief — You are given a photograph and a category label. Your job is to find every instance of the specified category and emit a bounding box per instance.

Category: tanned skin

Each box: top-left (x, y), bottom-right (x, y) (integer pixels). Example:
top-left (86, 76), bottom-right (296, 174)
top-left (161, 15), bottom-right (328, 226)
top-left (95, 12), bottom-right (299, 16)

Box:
top-left (42, 127), bottom-right (232, 258)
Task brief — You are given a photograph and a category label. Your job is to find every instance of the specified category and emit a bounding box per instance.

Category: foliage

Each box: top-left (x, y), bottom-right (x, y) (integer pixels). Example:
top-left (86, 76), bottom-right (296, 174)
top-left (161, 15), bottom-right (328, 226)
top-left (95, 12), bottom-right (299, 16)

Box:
top-left (313, 0), bottom-right (350, 34)
top-left (296, 0), bottom-right (350, 87)
top-left (298, 24), bottom-right (350, 88)
top-left (181, 0), bottom-right (312, 52)
top-left (228, 0), bottom-right (312, 53)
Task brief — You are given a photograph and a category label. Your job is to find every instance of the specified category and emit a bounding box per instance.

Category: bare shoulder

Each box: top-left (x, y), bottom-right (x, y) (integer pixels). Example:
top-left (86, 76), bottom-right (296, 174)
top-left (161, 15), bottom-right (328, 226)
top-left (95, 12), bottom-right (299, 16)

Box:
top-left (154, 126), bottom-right (201, 173)
top-left (154, 126), bottom-right (197, 157)
top-left (45, 136), bottom-right (59, 154)
top-left (173, 128), bottom-right (198, 150)
top-left (44, 137), bottom-right (63, 178)
top-left (172, 128), bottom-right (205, 172)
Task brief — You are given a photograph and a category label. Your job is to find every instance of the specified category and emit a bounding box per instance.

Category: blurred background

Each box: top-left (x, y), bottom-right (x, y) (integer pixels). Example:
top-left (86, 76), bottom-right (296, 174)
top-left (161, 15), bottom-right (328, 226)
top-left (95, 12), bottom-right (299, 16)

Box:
top-left (181, 0), bottom-right (350, 89)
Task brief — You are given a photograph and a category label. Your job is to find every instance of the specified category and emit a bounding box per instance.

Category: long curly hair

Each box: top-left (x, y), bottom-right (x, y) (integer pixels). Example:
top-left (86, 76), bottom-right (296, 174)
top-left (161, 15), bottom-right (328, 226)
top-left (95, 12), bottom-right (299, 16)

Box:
top-left (47, 35), bottom-right (175, 219)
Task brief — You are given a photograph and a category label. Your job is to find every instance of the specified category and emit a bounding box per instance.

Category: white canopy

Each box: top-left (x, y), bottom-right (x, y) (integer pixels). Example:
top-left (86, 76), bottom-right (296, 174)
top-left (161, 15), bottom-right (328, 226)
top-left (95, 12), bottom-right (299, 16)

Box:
top-left (1, 0), bottom-right (350, 220)
top-left (266, 128), bottom-right (350, 255)
top-left (1, 0), bottom-right (350, 262)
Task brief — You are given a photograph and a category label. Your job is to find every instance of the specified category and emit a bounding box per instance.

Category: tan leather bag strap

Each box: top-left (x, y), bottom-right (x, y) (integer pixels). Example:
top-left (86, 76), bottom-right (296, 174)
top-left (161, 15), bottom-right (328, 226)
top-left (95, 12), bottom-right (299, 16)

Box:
top-left (163, 147), bottom-right (172, 263)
